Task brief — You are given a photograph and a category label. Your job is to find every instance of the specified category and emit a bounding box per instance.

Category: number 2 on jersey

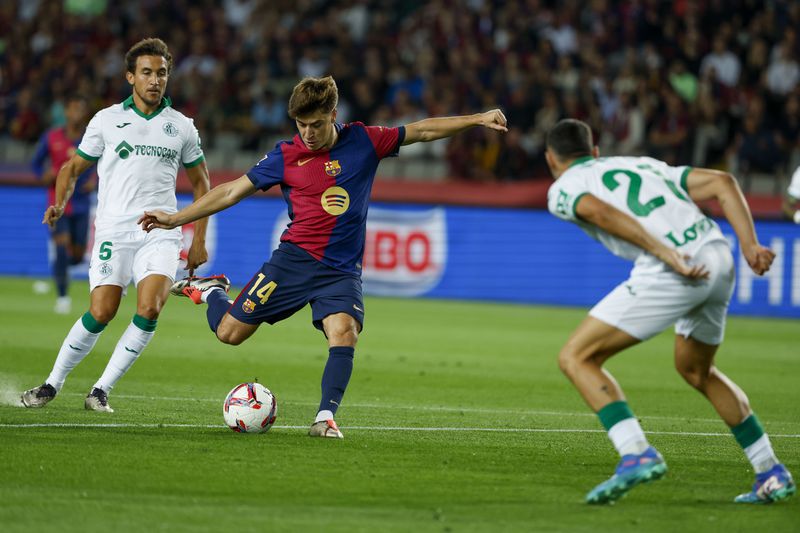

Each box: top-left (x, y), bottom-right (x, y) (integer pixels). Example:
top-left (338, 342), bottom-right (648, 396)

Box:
top-left (601, 170), bottom-right (665, 217)
top-left (247, 273), bottom-right (277, 304)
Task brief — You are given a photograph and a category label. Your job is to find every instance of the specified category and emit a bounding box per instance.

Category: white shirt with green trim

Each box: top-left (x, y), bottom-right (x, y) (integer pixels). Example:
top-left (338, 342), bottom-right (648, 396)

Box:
top-left (547, 156), bottom-right (728, 273)
top-left (788, 165), bottom-right (800, 200)
top-left (77, 96), bottom-right (204, 234)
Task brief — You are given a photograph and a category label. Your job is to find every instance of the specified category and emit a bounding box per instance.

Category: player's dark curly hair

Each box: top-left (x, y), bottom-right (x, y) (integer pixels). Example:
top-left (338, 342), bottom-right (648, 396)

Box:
top-left (125, 38), bottom-right (173, 74)
top-left (288, 76), bottom-right (339, 119)
top-left (546, 119), bottom-right (594, 160)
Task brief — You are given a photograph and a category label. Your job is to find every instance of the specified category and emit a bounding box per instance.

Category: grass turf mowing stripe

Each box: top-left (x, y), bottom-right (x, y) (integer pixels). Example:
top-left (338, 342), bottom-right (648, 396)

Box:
top-left (43, 392), bottom-right (748, 424)
top-left (2, 422), bottom-right (799, 437)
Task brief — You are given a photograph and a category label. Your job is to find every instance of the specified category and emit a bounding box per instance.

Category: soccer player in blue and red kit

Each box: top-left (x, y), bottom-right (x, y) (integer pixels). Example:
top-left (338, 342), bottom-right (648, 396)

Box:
top-left (140, 76), bottom-right (508, 438)
top-left (31, 95), bottom-right (95, 314)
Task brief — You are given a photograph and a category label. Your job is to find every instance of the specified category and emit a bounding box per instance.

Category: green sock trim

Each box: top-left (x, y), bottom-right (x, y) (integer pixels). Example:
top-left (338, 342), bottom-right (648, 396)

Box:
top-left (597, 401), bottom-right (636, 431)
top-left (81, 311), bottom-right (106, 334)
top-left (132, 314), bottom-right (157, 332)
top-left (732, 414), bottom-right (765, 449)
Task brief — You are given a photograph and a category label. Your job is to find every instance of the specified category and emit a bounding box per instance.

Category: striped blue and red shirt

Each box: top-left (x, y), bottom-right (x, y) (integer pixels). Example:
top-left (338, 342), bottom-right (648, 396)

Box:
top-left (32, 127), bottom-right (94, 215)
top-left (246, 122), bottom-right (404, 274)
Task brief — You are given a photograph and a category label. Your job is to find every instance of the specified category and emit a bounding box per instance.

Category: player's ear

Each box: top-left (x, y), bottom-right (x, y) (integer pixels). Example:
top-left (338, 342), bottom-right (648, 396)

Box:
top-left (592, 146), bottom-right (600, 158)
top-left (331, 108), bottom-right (337, 123)
top-left (545, 150), bottom-right (557, 176)
top-left (126, 71), bottom-right (135, 86)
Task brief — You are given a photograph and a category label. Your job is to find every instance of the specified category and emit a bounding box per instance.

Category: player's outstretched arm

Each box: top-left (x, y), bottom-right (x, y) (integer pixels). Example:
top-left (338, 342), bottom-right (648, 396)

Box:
top-left (402, 109), bottom-right (508, 145)
top-left (575, 193), bottom-right (709, 280)
top-left (685, 168), bottom-right (775, 275)
top-left (183, 160), bottom-right (212, 270)
top-left (139, 175), bottom-right (256, 232)
top-left (43, 153), bottom-right (94, 227)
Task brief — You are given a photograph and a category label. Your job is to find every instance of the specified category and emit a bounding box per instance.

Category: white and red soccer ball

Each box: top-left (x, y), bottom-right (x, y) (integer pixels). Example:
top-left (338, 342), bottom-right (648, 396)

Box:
top-left (222, 382), bottom-right (277, 433)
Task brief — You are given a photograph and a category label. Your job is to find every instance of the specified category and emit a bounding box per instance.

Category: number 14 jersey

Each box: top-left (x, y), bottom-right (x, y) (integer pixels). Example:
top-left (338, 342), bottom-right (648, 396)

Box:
top-left (547, 156), bottom-right (728, 272)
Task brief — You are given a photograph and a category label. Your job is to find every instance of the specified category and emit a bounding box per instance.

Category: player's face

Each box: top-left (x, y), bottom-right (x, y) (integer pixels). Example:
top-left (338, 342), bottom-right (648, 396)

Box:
top-left (295, 109), bottom-right (337, 151)
top-left (126, 55), bottom-right (169, 108)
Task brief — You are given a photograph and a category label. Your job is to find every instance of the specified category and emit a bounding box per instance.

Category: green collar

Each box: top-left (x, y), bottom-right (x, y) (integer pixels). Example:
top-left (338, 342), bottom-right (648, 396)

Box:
top-left (122, 95), bottom-right (172, 120)
top-left (567, 156), bottom-right (595, 169)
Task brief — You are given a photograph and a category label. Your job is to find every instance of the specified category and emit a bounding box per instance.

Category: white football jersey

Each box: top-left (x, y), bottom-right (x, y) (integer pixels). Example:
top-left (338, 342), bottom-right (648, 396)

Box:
top-left (548, 156), bottom-right (728, 272)
top-left (77, 96), bottom-right (204, 233)
top-left (788, 165), bottom-right (800, 200)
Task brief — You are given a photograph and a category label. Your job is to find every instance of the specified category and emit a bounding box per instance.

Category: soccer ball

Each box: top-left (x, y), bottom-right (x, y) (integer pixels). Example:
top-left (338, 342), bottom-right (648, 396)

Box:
top-left (222, 382), bottom-right (278, 433)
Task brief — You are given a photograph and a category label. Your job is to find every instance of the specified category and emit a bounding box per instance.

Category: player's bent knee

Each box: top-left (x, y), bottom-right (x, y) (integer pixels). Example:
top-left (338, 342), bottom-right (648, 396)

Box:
top-left (558, 346), bottom-right (579, 377)
top-left (88, 306), bottom-right (117, 324)
top-left (328, 328), bottom-right (358, 347)
top-left (676, 362), bottom-right (710, 391)
top-left (136, 304), bottom-right (163, 320)
top-left (215, 324), bottom-right (246, 346)
top-left (216, 332), bottom-right (240, 345)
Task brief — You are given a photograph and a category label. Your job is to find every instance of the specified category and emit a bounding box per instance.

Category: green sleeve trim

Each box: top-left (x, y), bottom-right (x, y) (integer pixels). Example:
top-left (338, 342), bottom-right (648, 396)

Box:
top-left (183, 155), bottom-right (205, 168)
top-left (572, 192), bottom-right (588, 219)
top-left (132, 314), bottom-right (158, 332)
top-left (680, 167), bottom-right (693, 194)
top-left (76, 148), bottom-right (100, 162)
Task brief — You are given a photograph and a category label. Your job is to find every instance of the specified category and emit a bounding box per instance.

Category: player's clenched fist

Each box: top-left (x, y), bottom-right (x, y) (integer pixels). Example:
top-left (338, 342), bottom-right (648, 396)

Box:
top-left (743, 244), bottom-right (776, 276)
top-left (479, 109), bottom-right (508, 132)
top-left (42, 205), bottom-right (64, 227)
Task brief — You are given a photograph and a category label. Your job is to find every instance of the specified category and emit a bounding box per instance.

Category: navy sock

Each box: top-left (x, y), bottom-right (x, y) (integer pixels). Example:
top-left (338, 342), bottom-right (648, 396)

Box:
top-left (54, 245), bottom-right (69, 297)
top-left (205, 289), bottom-right (231, 332)
top-left (318, 346), bottom-right (355, 416)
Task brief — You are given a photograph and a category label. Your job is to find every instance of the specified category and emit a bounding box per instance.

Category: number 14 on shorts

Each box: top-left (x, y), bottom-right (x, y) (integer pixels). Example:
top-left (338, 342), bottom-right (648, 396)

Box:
top-left (248, 273), bottom-right (277, 304)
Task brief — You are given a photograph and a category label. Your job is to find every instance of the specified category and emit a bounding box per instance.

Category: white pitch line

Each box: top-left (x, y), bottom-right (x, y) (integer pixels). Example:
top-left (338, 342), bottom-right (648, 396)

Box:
top-left (55, 392), bottom-right (740, 424)
top-left (1, 422), bottom-right (799, 438)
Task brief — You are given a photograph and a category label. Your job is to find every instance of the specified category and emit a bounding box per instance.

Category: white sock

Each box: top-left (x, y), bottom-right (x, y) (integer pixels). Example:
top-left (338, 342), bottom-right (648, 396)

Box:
top-left (47, 317), bottom-right (103, 391)
top-left (315, 409), bottom-right (334, 423)
top-left (200, 287), bottom-right (227, 304)
top-left (93, 320), bottom-right (155, 392)
top-left (608, 417), bottom-right (650, 456)
top-left (744, 434), bottom-right (779, 474)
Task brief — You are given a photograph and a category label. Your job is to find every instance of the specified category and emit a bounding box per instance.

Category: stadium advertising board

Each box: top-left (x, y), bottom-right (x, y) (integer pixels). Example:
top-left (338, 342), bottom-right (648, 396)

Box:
top-left (271, 206), bottom-right (447, 296)
top-left (2, 187), bottom-right (797, 318)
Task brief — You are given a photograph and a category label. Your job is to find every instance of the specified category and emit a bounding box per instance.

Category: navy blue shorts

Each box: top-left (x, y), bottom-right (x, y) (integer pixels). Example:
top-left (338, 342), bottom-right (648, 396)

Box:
top-left (51, 212), bottom-right (90, 247)
top-left (228, 242), bottom-right (365, 332)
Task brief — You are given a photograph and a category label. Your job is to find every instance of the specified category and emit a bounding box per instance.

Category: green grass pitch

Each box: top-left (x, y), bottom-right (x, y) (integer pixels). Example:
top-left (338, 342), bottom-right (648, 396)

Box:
top-left (0, 277), bottom-right (797, 532)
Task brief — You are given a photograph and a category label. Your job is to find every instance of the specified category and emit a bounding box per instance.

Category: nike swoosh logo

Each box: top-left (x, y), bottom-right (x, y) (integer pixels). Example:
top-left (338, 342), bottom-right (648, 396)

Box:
top-left (69, 344), bottom-right (80, 350)
top-left (116, 122), bottom-right (131, 128)
top-left (297, 157), bottom-right (315, 166)
top-left (124, 347), bottom-right (139, 353)
top-left (353, 304), bottom-right (363, 312)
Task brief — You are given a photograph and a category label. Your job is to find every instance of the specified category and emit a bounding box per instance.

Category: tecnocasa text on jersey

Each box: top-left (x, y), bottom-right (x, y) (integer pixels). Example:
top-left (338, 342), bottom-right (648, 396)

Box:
top-left (133, 144), bottom-right (179, 160)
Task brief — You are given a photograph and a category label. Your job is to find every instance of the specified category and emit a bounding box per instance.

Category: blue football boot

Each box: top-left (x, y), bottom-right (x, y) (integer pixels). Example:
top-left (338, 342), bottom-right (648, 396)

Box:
top-left (586, 446), bottom-right (667, 504)
top-left (734, 464), bottom-right (796, 504)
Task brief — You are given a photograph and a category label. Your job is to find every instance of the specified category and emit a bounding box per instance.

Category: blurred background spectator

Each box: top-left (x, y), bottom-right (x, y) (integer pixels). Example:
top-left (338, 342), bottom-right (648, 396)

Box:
top-left (1, 0), bottom-right (799, 189)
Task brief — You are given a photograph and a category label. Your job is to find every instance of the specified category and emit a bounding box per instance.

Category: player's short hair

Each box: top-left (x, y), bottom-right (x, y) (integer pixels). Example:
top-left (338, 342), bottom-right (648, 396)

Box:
top-left (125, 38), bottom-right (173, 74)
top-left (546, 119), bottom-right (594, 161)
top-left (288, 76), bottom-right (338, 119)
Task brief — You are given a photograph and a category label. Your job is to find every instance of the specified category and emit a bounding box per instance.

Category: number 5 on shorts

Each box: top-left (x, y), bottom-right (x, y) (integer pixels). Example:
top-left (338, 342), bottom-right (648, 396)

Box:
top-left (98, 241), bottom-right (113, 260)
top-left (248, 273), bottom-right (277, 304)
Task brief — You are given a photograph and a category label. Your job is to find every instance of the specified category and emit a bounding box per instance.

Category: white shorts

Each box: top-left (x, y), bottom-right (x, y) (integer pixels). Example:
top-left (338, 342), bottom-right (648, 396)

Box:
top-left (88, 229), bottom-right (182, 295)
top-left (590, 240), bottom-right (735, 345)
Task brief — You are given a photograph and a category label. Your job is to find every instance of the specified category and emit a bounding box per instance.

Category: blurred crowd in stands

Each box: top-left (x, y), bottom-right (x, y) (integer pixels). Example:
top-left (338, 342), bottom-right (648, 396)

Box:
top-left (1, 0), bottom-right (799, 187)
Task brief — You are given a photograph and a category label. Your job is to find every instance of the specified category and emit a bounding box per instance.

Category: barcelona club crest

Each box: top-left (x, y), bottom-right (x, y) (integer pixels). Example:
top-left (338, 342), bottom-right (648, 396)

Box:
top-left (324, 160), bottom-right (342, 176)
top-left (242, 298), bottom-right (256, 314)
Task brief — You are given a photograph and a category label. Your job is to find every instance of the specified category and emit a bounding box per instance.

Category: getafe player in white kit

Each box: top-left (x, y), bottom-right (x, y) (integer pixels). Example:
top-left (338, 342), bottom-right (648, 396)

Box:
top-left (21, 38), bottom-right (210, 412)
top-left (545, 119), bottom-right (795, 505)
top-left (784, 165), bottom-right (800, 224)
